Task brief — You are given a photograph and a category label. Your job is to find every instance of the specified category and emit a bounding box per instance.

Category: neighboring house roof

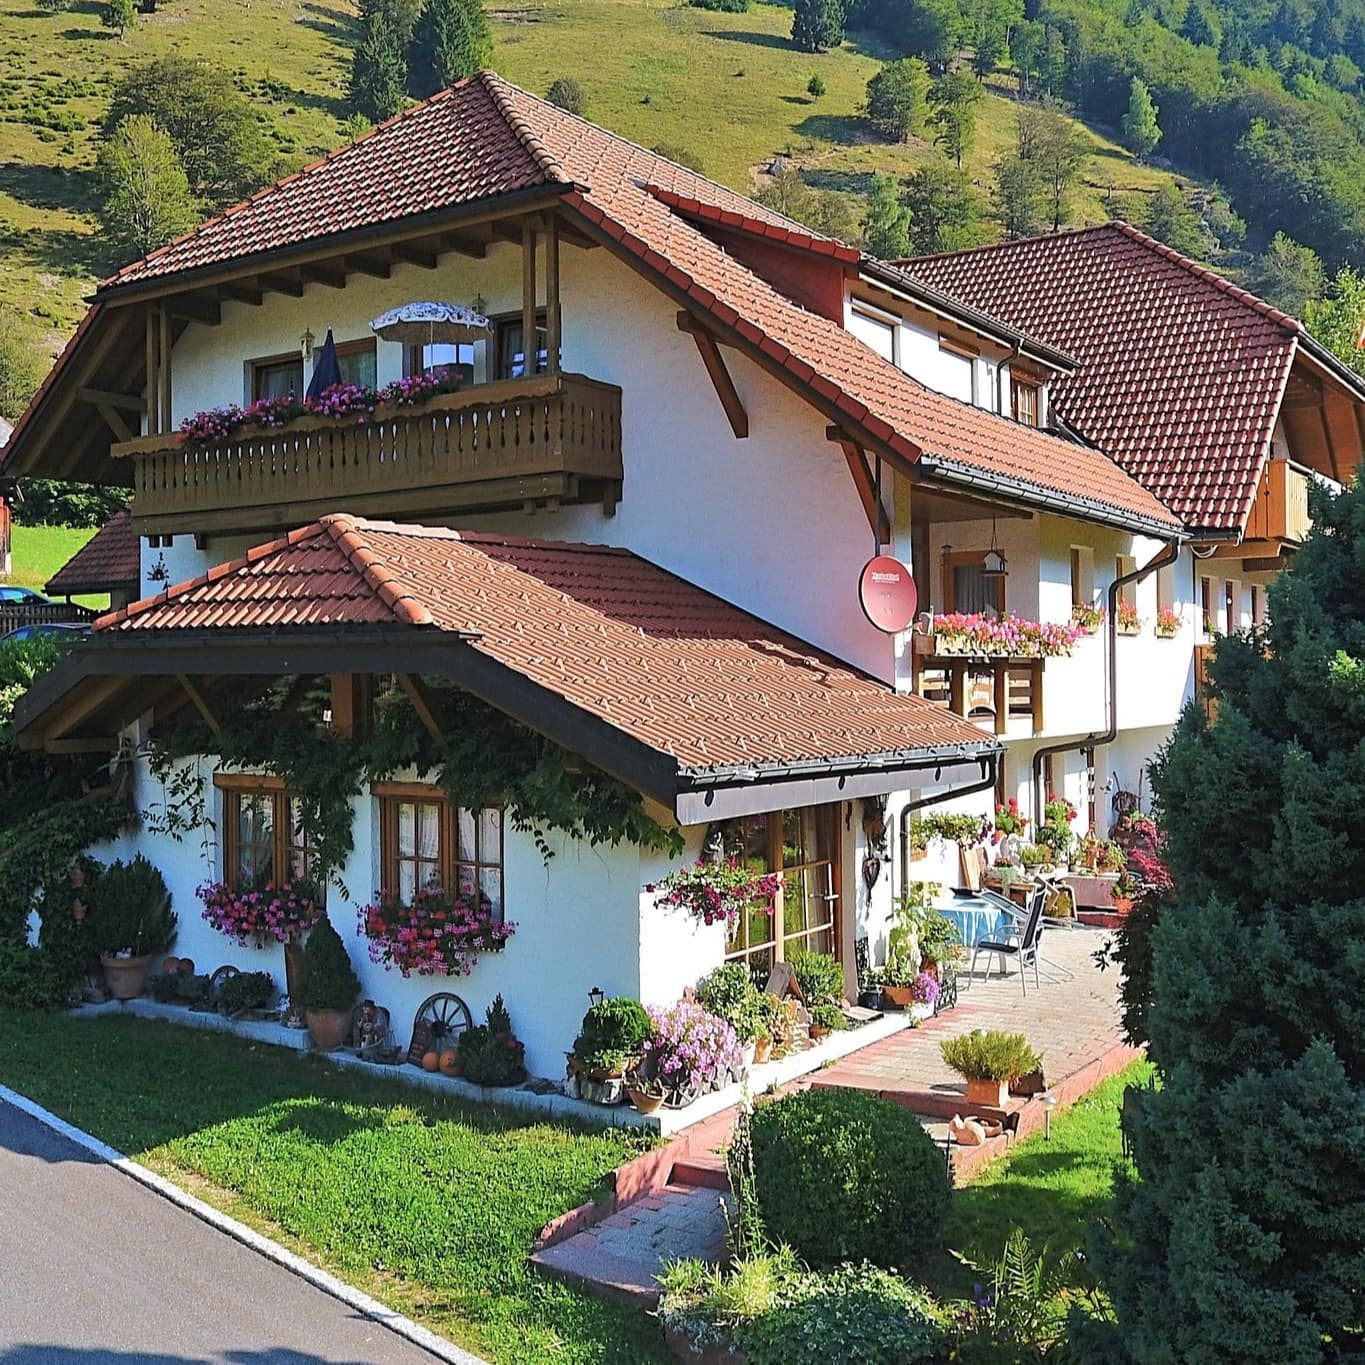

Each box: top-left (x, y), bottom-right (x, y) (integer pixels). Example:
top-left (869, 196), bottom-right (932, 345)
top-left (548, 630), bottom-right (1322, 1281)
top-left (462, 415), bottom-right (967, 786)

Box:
top-left (92, 514), bottom-right (994, 779)
top-left (903, 222), bottom-right (1359, 534)
top-left (45, 507), bottom-right (137, 597)
top-left (42, 75), bottom-right (1180, 539)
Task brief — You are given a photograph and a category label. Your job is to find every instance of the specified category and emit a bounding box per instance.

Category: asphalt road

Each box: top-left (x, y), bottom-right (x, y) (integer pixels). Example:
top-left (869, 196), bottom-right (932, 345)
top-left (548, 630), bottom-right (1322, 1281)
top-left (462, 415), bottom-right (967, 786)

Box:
top-left (0, 1100), bottom-right (445, 1365)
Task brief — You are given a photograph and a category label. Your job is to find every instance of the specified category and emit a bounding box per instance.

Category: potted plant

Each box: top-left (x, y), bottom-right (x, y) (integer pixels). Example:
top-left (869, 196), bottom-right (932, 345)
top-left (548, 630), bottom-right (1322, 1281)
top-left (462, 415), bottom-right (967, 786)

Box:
top-left (359, 884), bottom-right (513, 977)
top-left (90, 856), bottom-right (176, 1000)
top-left (757, 991), bottom-right (799, 1060)
top-left (1096, 839), bottom-right (1126, 876)
top-left (638, 1000), bottom-right (741, 1106)
top-left (696, 962), bottom-right (764, 1065)
top-left (567, 995), bottom-right (650, 1103)
top-left (458, 994), bottom-right (527, 1087)
top-left (1019, 842), bottom-right (1048, 874)
top-left (1035, 794), bottom-right (1078, 868)
top-left (623, 1068), bottom-right (667, 1115)
top-left (1070, 601), bottom-right (1104, 635)
top-left (1155, 606), bottom-right (1181, 638)
top-left (648, 858), bottom-right (781, 931)
top-left (1116, 599), bottom-right (1141, 635)
top-left (940, 1030), bottom-right (1043, 1108)
top-left (217, 970), bottom-right (275, 1017)
top-left (910, 970), bottom-right (940, 1021)
top-left (296, 916), bottom-right (361, 1051)
top-left (807, 1001), bottom-right (845, 1039)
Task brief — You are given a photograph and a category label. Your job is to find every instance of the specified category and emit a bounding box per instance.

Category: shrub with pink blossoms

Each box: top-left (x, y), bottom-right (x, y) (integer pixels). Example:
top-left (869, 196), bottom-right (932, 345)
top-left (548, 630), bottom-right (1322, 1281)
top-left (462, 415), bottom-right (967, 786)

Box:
top-left (358, 885), bottom-right (514, 978)
top-left (198, 878), bottom-right (322, 947)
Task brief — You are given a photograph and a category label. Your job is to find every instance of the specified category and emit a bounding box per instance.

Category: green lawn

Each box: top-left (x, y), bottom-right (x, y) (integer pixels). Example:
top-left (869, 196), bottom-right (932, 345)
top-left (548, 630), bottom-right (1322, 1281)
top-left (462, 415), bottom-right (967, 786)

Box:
top-left (8, 522), bottom-right (95, 593)
top-left (924, 1059), bottom-right (1151, 1299)
top-left (0, 1012), bottom-right (667, 1364)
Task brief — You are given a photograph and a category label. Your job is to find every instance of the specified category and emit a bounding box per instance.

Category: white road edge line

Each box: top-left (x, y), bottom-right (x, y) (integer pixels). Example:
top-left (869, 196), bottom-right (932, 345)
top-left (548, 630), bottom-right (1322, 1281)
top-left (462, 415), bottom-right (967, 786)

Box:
top-left (0, 1082), bottom-right (488, 1365)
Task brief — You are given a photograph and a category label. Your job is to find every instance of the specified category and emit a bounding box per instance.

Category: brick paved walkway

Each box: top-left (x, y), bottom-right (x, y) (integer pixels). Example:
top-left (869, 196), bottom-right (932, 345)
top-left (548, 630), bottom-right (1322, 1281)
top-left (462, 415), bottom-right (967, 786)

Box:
top-left (532, 1183), bottom-right (732, 1304)
top-left (817, 924), bottom-right (1124, 1107)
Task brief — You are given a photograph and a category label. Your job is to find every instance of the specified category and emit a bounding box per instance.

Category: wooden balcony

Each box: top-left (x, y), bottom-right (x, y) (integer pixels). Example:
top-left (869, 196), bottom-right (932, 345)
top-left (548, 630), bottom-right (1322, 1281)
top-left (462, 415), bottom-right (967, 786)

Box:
top-left (1244, 458), bottom-right (1311, 546)
top-left (113, 372), bottom-right (624, 536)
top-left (1193, 643), bottom-right (1216, 722)
top-left (911, 646), bottom-right (1045, 736)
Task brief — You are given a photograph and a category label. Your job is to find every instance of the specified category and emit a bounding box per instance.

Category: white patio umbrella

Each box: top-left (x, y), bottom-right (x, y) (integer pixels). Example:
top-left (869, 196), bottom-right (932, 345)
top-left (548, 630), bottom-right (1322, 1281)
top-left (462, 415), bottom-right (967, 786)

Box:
top-left (370, 300), bottom-right (491, 346)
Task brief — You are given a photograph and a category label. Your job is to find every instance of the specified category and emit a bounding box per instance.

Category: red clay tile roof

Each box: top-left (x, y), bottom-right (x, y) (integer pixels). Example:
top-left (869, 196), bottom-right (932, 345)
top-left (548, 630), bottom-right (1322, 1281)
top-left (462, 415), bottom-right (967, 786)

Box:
top-left (97, 514), bottom-right (994, 776)
top-left (84, 75), bottom-right (1178, 538)
top-left (45, 507), bottom-right (138, 597)
top-left (904, 223), bottom-right (1306, 533)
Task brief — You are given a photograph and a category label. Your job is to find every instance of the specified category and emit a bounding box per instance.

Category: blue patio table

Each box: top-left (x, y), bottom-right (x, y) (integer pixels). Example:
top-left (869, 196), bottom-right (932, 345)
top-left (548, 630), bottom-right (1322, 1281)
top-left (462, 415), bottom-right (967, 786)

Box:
top-left (933, 896), bottom-right (1012, 948)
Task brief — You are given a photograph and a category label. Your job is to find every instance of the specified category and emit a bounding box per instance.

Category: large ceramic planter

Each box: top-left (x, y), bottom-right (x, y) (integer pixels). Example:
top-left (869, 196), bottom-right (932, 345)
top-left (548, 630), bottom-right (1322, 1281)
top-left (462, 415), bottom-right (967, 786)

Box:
top-left (881, 983), bottom-right (914, 1008)
top-left (626, 1083), bottom-right (665, 1115)
top-left (306, 1006), bottom-right (354, 1052)
top-left (965, 1076), bottom-right (1009, 1108)
top-left (100, 953), bottom-right (152, 1001)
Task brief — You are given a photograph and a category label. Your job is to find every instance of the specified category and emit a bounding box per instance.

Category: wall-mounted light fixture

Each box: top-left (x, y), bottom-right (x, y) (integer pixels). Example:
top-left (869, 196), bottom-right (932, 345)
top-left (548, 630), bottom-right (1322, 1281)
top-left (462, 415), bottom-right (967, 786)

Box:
top-left (982, 518), bottom-right (1008, 580)
top-left (299, 327), bottom-right (315, 360)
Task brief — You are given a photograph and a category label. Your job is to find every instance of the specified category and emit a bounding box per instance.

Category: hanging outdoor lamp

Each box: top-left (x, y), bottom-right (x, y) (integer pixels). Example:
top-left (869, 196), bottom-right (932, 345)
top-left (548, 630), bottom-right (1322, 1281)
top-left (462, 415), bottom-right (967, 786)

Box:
top-left (982, 518), bottom-right (1008, 580)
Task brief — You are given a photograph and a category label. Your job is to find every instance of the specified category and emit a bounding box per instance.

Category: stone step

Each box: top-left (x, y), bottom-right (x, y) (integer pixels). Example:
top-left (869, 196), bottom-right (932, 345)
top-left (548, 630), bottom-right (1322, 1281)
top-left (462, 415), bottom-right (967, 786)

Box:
top-left (670, 1155), bottom-right (729, 1191)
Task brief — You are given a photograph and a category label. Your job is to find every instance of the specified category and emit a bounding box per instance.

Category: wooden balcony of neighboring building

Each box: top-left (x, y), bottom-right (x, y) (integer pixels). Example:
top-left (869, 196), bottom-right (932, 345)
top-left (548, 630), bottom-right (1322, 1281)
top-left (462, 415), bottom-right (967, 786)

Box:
top-left (911, 638), bottom-right (1045, 737)
top-left (1193, 642), bottom-right (1217, 722)
top-left (1243, 458), bottom-right (1312, 548)
top-left (112, 372), bottom-right (624, 537)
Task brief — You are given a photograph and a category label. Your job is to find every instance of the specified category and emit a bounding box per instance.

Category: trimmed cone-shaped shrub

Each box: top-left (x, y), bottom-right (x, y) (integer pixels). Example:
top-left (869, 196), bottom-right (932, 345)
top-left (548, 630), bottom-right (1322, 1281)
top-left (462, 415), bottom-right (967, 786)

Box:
top-left (749, 1087), bottom-right (948, 1268)
top-left (296, 916), bottom-right (361, 1012)
top-left (1093, 479), bottom-right (1365, 1362)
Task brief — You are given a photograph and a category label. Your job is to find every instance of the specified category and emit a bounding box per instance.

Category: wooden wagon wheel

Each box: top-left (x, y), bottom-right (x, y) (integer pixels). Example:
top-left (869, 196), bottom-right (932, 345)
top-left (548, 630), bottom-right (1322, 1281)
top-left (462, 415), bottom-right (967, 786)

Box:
top-left (208, 963), bottom-right (240, 1002)
top-left (407, 992), bottom-right (473, 1064)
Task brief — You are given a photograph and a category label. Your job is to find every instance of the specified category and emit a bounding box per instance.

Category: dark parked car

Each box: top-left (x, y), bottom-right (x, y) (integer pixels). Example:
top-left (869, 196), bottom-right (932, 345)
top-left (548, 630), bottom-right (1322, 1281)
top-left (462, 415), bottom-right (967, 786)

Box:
top-left (1, 621), bottom-right (90, 644)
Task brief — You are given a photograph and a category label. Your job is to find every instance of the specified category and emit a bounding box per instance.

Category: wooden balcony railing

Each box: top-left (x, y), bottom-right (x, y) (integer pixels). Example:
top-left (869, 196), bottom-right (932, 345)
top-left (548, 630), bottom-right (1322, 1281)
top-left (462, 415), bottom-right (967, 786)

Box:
top-left (1193, 642), bottom-right (1217, 722)
top-left (113, 372), bottom-right (624, 536)
top-left (0, 601), bottom-right (96, 636)
top-left (1244, 458), bottom-right (1311, 545)
top-left (911, 650), bottom-right (1045, 736)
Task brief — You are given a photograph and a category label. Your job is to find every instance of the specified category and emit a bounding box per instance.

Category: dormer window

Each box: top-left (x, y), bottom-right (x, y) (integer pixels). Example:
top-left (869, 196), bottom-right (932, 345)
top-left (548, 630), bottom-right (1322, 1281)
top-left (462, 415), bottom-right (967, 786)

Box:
top-left (1012, 379), bottom-right (1040, 427)
top-left (849, 300), bottom-right (898, 364)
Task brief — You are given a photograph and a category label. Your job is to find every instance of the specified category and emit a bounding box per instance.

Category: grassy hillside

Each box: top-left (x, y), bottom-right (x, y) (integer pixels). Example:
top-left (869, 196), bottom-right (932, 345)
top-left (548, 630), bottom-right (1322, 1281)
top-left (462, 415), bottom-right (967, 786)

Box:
top-left (7, 522), bottom-right (96, 590)
top-left (0, 0), bottom-right (1188, 360)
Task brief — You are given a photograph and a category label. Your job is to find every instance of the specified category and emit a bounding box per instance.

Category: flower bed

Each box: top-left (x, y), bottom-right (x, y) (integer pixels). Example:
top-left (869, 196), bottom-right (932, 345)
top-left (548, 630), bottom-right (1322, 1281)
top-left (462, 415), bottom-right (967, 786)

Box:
top-left (359, 886), bottom-right (514, 977)
top-left (923, 612), bottom-right (1082, 658)
top-left (197, 879), bottom-right (322, 947)
top-left (176, 374), bottom-right (464, 445)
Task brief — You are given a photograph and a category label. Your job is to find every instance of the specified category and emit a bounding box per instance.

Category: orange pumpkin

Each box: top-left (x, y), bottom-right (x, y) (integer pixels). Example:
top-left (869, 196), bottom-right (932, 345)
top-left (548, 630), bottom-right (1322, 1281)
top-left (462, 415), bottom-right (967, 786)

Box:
top-left (438, 1049), bottom-right (462, 1077)
top-left (177, 958), bottom-right (195, 975)
top-left (421, 1050), bottom-right (440, 1072)
top-left (161, 956), bottom-right (182, 974)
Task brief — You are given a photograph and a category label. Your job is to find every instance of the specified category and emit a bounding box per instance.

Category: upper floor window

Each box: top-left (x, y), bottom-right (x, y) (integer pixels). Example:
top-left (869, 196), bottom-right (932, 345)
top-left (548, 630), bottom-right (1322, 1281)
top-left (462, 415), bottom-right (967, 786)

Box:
top-left (849, 301), bottom-right (898, 364)
top-left (1012, 379), bottom-right (1040, 427)
top-left (251, 354), bottom-right (303, 403)
top-left (335, 338), bottom-right (377, 389)
top-left (495, 310), bottom-right (549, 380)
top-left (942, 548), bottom-right (1004, 616)
top-left (937, 336), bottom-right (977, 405)
top-left (1115, 555), bottom-right (1137, 610)
top-left (214, 774), bottom-right (316, 891)
top-left (375, 782), bottom-right (504, 916)
top-left (410, 341), bottom-right (478, 386)
top-left (1070, 546), bottom-right (1095, 609)
top-left (1156, 563), bottom-right (1176, 615)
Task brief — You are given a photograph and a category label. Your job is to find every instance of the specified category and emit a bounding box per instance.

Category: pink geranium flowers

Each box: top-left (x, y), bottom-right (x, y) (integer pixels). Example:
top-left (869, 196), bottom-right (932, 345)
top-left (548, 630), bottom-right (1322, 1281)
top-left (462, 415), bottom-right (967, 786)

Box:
top-left (358, 885), bottom-right (514, 978)
top-left (930, 612), bottom-right (1082, 659)
top-left (198, 879), bottom-right (322, 947)
top-left (648, 858), bottom-right (782, 930)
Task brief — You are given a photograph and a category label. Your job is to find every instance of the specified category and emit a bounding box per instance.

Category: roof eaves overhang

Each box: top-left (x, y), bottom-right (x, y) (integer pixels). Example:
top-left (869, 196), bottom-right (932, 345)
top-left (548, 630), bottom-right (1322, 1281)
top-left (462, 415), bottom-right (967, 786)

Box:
top-left (1295, 333), bottom-right (1365, 408)
top-left (90, 182), bottom-right (579, 307)
top-left (914, 452), bottom-right (1189, 541)
top-left (860, 259), bottom-right (1078, 375)
top-left (15, 625), bottom-right (998, 828)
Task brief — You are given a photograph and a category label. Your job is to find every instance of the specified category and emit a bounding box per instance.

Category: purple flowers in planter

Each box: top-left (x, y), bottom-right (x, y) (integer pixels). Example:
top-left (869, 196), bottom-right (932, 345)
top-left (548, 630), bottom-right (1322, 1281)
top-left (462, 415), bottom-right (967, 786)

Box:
top-left (911, 971), bottom-right (940, 1006)
top-left (641, 1000), bottom-right (742, 1095)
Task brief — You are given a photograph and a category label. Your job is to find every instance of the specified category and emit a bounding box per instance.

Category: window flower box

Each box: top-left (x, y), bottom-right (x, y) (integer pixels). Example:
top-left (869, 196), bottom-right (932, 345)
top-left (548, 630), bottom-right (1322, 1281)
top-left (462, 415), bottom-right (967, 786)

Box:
top-left (1070, 602), bottom-right (1104, 635)
top-left (359, 885), bottom-right (514, 978)
top-left (648, 859), bottom-right (781, 930)
top-left (918, 612), bottom-right (1082, 659)
top-left (1116, 601), bottom-right (1142, 636)
top-left (198, 878), bottom-right (322, 947)
top-left (1154, 607), bottom-right (1181, 638)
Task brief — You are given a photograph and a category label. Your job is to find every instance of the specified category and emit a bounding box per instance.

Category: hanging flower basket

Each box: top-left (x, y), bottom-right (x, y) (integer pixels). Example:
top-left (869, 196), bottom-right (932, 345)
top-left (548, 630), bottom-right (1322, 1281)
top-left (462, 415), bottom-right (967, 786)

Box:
top-left (647, 858), bottom-right (782, 930)
top-left (921, 612), bottom-right (1082, 659)
top-left (359, 885), bottom-right (514, 978)
top-left (197, 879), bottom-right (322, 948)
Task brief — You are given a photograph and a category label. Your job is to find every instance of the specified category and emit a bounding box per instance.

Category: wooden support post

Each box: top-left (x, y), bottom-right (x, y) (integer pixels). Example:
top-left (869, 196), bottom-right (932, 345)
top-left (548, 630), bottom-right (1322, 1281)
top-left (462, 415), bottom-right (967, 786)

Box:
top-left (158, 303), bottom-right (173, 435)
top-left (35, 672), bottom-right (129, 747)
top-left (993, 663), bottom-right (1008, 737)
top-left (546, 215), bottom-right (561, 375)
top-left (677, 312), bottom-right (748, 439)
top-left (949, 660), bottom-right (966, 717)
top-left (177, 675), bottom-right (221, 736)
top-left (145, 305), bottom-right (159, 435)
top-left (827, 427), bottom-right (890, 543)
top-left (522, 220), bottom-right (538, 379)
top-left (95, 403), bottom-right (133, 443)
top-left (1030, 659), bottom-right (1045, 734)
top-left (396, 673), bottom-right (443, 742)
top-left (329, 673), bottom-right (372, 739)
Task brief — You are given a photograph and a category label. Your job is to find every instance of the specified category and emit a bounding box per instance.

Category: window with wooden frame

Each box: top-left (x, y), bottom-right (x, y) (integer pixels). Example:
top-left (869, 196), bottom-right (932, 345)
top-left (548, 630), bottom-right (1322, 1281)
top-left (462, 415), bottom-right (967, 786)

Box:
top-left (334, 338), bottom-right (377, 389)
top-left (1011, 379), bottom-right (1040, 427)
top-left (494, 309), bottom-right (549, 380)
top-left (1200, 575), bottom-right (1214, 636)
top-left (374, 783), bottom-right (504, 917)
top-left (214, 774), bottom-right (317, 891)
top-left (1224, 579), bottom-right (1237, 636)
top-left (1069, 546), bottom-right (1094, 610)
top-left (249, 352), bottom-right (304, 403)
top-left (721, 807), bottom-right (841, 974)
top-left (936, 335), bottom-right (977, 405)
top-left (1156, 562), bottom-right (1176, 615)
top-left (942, 548), bottom-right (1005, 616)
top-left (407, 340), bottom-right (480, 386)
top-left (1115, 554), bottom-right (1137, 609)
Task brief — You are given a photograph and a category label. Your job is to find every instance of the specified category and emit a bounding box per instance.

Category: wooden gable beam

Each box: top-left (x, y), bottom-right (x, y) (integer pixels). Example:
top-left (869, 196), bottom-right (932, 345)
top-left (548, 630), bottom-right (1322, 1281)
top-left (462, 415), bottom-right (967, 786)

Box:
top-left (396, 673), bottom-right (443, 741)
top-left (30, 672), bottom-right (130, 747)
top-left (260, 272), bottom-right (305, 298)
top-left (391, 243), bottom-right (438, 269)
top-left (827, 426), bottom-right (891, 544)
top-left (94, 402), bottom-right (133, 443)
top-left (167, 294), bottom-right (221, 326)
top-left (78, 387), bottom-right (145, 412)
top-left (220, 282), bottom-right (264, 306)
top-left (177, 674), bottom-right (222, 735)
top-left (434, 231), bottom-right (487, 258)
top-left (345, 252), bottom-right (392, 279)
top-left (300, 262), bottom-right (347, 290)
top-left (676, 311), bottom-right (748, 439)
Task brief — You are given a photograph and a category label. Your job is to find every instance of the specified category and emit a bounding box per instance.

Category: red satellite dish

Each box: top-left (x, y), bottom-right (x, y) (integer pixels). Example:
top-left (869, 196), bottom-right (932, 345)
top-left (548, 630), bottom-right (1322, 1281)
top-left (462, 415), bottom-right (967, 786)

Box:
top-left (859, 555), bottom-right (917, 634)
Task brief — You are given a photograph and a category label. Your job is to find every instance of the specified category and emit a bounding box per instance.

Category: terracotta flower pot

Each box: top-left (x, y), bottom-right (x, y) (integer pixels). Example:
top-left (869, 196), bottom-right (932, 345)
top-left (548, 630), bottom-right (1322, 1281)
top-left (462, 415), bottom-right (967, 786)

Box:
top-left (100, 954), bottom-right (152, 1001)
top-left (626, 1083), bottom-right (664, 1115)
top-left (965, 1076), bottom-right (1010, 1108)
top-left (809, 1023), bottom-right (830, 1041)
top-left (880, 983), bottom-right (914, 1008)
top-left (753, 1036), bottom-right (773, 1065)
top-left (306, 1007), bottom-right (354, 1052)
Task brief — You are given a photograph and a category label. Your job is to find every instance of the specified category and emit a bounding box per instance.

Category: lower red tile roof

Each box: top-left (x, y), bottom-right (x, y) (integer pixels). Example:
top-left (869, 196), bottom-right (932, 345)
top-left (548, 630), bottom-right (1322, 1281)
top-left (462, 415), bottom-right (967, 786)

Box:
top-left (905, 224), bottom-right (1304, 533)
top-left (45, 507), bottom-right (138, 597)
top-left (97, 514), bottom-right (995, 776)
